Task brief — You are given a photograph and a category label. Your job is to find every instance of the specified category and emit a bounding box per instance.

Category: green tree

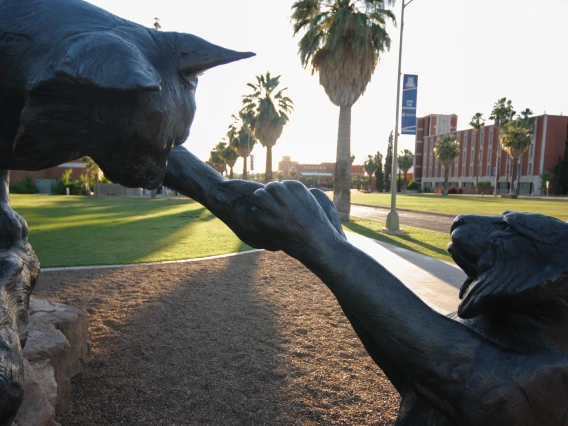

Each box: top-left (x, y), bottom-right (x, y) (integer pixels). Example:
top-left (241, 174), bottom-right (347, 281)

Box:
top-left (227, 112), bottom-right (257, 180)
top-left (363, 154), bottom-right (378, 190)
top-left (384, 131), bottom-right (393, 191)
top-left (374, 151), bottom-right (384, 192)
top-left (289, 167), bottom-right (298, 179)
top-left (241, 72), bottom-right (293, 183)
top-left (276, 170), bottom-right (285, 182)
top-left (292, 0), bottom-right (396, 221)
top-left (489, 98), bottom-right (516, 196)
top-left (434, 135), bottom-right (460, 196)
top-left (81, 156), bottom-right (100, 195)
top-left (501, 109), bottom-right (534, 195)
top-left (219, 140), bottom-right (239, 179)
top-left (397, 149), bottom-right (415, 192)
top-left (540, 170), bottom-right (554, 194)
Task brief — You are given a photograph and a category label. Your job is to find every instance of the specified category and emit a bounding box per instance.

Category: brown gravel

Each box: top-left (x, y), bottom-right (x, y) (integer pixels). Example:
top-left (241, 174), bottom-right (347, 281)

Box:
top-left (34, 251), bottom-right (400, 425)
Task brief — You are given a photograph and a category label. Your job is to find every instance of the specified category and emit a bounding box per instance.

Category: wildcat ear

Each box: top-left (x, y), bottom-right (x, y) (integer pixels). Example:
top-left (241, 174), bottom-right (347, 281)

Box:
top-left (167, 32), bottom-right (255, 75)
top-left (53, 32), bottom-right (161, 92)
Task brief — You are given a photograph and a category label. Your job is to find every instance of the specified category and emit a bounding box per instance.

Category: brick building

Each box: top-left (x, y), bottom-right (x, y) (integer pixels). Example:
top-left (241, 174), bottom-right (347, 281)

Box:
top-left (278, 156), bottom-right (368, 186)
top-left (414, 113), bottom-right (568, 195)
top-left (10, 162), bottom-right (86, 194)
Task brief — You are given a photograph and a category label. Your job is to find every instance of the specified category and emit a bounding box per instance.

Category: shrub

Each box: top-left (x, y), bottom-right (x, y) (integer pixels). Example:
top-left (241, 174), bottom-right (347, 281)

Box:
top-left (9, 174), bottom-right (39, 194)
top-left (423, 186), bottom-right (432, 193)
top-left (407, 179), bottom-right (418, 190)
top-left (55, 169), bottom-right (88, 195)
top-left (326, 180), bottom-right (334, 190)
top-left (447, 187), bottom-right (458, 194)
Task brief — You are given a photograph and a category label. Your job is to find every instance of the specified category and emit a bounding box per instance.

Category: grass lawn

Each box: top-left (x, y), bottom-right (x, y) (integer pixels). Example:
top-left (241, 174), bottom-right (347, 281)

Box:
top-left (10, 195), bottom-right (253, 268)
top-left (344, 217), bottom-right (453, 264)
top-left (10, 195), bottom-right (454, 268)
top-left (348, 192), bottom-right (568, 221)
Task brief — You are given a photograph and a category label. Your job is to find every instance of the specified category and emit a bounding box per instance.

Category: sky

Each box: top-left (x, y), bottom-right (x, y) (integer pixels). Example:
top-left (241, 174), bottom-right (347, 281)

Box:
top-left (87, 0), bottom-right (568, 174)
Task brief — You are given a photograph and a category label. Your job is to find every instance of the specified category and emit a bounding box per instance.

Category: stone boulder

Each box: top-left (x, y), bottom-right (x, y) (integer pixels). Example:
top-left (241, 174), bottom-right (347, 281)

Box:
top-left (15, 297), bottom-right (91, 426)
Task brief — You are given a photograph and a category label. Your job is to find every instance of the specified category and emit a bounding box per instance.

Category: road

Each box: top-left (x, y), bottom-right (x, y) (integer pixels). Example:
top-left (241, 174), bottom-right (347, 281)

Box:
top-left (351, 204), bottom-right (457, 234)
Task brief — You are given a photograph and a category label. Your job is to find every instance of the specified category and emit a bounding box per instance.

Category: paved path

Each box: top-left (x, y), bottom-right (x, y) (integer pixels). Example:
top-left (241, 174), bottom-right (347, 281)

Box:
top-left (345, 232), bottom-right (466, 315)
top-left (351, 204), bottom-right (457, 233)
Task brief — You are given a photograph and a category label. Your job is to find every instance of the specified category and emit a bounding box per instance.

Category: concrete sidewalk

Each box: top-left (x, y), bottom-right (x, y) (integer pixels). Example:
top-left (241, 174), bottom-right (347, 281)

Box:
top-left (345, 232), bottom-right (466, 315)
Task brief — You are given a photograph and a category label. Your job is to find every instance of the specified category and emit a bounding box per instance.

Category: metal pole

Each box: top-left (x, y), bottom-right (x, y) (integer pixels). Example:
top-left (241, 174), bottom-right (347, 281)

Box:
top-left (384, 0), bottom-right (407, 234)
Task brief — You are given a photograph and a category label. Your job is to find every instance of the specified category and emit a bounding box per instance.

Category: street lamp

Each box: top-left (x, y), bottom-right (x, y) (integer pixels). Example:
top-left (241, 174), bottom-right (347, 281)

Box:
top-left (383, 0), bottom-right (415, 235)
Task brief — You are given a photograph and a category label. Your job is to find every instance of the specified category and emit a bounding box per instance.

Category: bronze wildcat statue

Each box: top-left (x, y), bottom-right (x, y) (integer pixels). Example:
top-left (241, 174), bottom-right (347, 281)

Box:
top-left (251, 181), bottom-right (568, 426)
top-left (0, 0), bottom-right (304, 422)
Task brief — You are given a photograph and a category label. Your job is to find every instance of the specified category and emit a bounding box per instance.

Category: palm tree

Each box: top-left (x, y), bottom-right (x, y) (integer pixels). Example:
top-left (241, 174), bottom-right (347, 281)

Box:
top-left (227, 112), bottom-right (256, 180)
top-left (219, 140), bottom-right (239, 179)
top-left (363, 154), bottom-right (378, 191)
top-left (292, 0), bottom-right (396, 221)
top-left (276, 170), bottom-right (285, 182)
top-left (501, 109), bottom-right (534, 196)
top-left (289, 167), bottom-right (298, 179)
top-left (207, 143), bottom-right (227, 175)
top-left (241, 72), bottom-right (293, 183)
top-left (397, 149), bottom-right (414, 192)
top-left (489, 98), bottom-right (516, 196)
top-left (434, 135), bottom-right (460, 196)
top-left (469, 112), bottom-right (485, 193)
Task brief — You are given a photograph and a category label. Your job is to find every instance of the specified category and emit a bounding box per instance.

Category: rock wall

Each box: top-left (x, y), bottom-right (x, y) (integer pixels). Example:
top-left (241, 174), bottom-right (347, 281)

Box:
top-left (14, 297), bottom-right (91, 426)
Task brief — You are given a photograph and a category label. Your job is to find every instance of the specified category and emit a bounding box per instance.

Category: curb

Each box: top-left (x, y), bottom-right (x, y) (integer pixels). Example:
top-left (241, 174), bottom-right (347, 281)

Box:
top-left (352, 203), bottom-right (458, 219)
top-left (41, 249), bottom-right (264, 272)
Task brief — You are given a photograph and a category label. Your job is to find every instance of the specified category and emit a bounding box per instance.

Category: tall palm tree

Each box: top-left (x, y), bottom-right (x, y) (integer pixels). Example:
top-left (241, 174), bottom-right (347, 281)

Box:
top-left (227, 112), bottom-right (256, 180)
top-left (469, 112), bottom-right (485, 193)
top-left (292, 0), bottom-right (396, 221)
top-left (218, 140), bottom-right (239, 179)
top-left (241, 72), bottom-right (293, 183)
top-left (397, 149), bottom-right (414, 192)
top-left (501, 109), bottom-right (534, 196)
top-left (434, 135), bottom-right (460, 196)
top-left (207, 143), bottom-right (227, 175)
top-left (489, 98), bottom-right (516, 196)
top-left (363, 154), bottom-right (378, 191)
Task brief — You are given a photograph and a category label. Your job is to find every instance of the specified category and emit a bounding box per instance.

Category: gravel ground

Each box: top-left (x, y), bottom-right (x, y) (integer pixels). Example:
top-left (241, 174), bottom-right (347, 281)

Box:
top-left (34, 251), bottom-right (400, 425)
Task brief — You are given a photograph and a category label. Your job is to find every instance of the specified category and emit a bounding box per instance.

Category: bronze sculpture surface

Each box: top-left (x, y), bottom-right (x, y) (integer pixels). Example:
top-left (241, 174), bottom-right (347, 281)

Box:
top-left (0, 0), bottom-right (277, 422)
top-left (251, 181), bottom-right (568, 425)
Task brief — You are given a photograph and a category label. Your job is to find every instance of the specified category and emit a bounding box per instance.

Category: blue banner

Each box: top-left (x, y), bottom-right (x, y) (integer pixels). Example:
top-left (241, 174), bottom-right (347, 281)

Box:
top-left (401, 74), bottom-right (418, 135)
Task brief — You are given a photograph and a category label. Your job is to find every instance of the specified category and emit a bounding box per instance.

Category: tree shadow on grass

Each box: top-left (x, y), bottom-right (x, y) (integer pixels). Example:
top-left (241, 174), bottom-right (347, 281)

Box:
top-left (343, 221), bottom-right (451, 260)
top-left (12, 196), bottom-right (253, 267)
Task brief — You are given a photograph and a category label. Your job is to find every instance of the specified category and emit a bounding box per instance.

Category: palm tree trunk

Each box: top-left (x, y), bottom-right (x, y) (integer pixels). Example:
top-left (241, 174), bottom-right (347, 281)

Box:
top-left (493, 119), bottom-right (501, 196)
top-left (509, 155), bottom-right (517, 195)
top-left (443, 166), bottom-right (450, 196)
top-left (514, 157), bottom-right (521, 196)
top-left (264, 145), bottom-right (273, 183)
top-left (229, 166), bottom-right (234, 180)
top-left (242, 156), bottom-right (248, 180)
top-left (333, 105), bottom-right (352, 222)
top-left (403, 171), bottom-right (408, 192)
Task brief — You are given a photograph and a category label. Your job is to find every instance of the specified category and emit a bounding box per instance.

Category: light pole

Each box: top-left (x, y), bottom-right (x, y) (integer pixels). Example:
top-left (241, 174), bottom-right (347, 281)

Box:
top-left (383, 0), bottom-right (415, 235)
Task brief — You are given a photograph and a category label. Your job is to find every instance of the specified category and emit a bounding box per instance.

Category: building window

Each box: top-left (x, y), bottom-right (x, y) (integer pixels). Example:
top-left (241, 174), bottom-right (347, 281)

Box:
top-left (487, 165), bottom-right (490, 176)
top-left (528, 163), bottom-right (532, 175)
top-left (470, 165), bottom-right (473, 175)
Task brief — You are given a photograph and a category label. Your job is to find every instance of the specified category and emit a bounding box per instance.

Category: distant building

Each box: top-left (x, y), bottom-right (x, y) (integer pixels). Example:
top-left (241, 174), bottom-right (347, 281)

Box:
top-left (278, 156), bottom-right (374, 187)
top-left (10, 162), bottom-right (86, 194)
top-left (414, 113), bottom-right (568, 195)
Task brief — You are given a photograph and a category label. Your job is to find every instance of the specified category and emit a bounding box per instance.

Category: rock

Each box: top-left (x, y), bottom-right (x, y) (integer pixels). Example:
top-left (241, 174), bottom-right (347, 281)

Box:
top-left (23, 317), bottom-right (71, 413)
top-left (14, 359), bottom-right (55, 426)
top-left (28, 297), bottom-right (91, 375)
top-left (28, 359), bottom-right (57, 409)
